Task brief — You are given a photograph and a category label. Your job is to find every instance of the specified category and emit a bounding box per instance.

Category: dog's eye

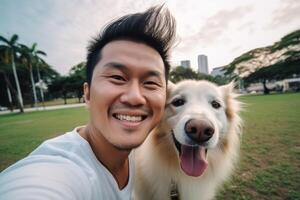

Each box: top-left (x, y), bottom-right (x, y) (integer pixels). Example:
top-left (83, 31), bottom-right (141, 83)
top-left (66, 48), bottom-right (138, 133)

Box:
top-left (171, 98), bottom-right (185, 107)
top-left (211, 100), bottom-right (221, 109)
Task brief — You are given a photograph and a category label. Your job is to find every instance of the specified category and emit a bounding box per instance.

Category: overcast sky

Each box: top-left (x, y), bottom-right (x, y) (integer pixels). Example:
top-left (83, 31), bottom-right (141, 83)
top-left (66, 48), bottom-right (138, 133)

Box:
top-left (1, 0), bottom-right (299, 74)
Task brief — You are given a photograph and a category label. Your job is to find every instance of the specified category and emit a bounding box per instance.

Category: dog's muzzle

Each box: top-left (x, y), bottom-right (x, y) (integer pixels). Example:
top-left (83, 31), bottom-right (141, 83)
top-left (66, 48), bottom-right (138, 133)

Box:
top-left (171, 118), bottom-right (214, 177)
top-left (184, 119), bottom-right (214, 144)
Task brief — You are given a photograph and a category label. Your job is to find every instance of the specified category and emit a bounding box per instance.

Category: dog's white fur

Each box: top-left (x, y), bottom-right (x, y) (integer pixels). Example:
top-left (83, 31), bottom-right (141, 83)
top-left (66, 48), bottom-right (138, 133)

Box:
top-left (134, 80), bottom-right (242, 200)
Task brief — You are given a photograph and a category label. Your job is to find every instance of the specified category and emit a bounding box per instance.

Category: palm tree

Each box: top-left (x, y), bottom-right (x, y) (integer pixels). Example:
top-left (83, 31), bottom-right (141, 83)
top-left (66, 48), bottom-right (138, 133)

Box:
top-left (33, 48), bottom-right (47, 106)
top-left (19, 43), bottom-right (38, 108)
top-left (0, 48), bottom-right (14, 111)
top-left (0, 34), bottom-right (24, 112)
top-left (19, 43), bottom-right (47, 108)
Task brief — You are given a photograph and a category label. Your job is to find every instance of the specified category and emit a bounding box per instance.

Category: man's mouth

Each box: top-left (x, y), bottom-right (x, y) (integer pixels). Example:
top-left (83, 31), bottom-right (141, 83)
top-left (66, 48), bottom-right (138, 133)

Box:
top-left (172, 131), bottom-right (208, 177)
top-left (113, 114), bottom-right (147, 122)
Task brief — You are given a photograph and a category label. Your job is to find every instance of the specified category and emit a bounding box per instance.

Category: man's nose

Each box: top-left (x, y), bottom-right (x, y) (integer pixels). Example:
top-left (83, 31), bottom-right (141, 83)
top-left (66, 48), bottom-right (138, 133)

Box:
top-left (120, 81), bottom-right (146, 106)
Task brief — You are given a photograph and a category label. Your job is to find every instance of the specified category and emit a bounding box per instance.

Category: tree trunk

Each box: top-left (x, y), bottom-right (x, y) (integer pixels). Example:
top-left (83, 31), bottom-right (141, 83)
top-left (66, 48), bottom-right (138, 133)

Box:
top-left (11, 52), bottom-right (24, 112)
top-left (1, 71), bottom-right (14, 111)
top-left (36, 65), bottom-right (45, 107)
top-left (63, 92), bottom-right (67, 105)
top-left (263, 79), bottom-right (270, 95)
top-left (6, 85), bottom-right (13, 111)
top-left (29, 63), bottom-right (38, 108)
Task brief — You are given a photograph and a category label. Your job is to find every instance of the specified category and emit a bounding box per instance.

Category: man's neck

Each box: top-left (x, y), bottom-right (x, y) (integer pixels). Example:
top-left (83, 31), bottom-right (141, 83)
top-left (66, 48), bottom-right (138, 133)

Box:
top-left (78, 124), bottom-right (130, 189)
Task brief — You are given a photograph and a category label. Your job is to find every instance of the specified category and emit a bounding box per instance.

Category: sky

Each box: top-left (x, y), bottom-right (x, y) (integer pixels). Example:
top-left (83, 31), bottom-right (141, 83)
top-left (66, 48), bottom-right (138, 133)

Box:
top-left (1, 0), bottom-right (299, 75)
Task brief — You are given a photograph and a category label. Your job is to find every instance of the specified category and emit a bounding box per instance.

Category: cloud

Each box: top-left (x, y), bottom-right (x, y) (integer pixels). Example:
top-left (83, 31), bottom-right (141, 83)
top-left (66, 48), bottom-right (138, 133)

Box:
top-left (238, 21), bottom-right (255, 35)
top-left (176, 5), bottom-right (254, 53)
top-left (231, 45), bottom-right (243, 53)
top-left (38, 0), bottom-right (163, 74)
top-left (268, 0), bottom-right (300, 27)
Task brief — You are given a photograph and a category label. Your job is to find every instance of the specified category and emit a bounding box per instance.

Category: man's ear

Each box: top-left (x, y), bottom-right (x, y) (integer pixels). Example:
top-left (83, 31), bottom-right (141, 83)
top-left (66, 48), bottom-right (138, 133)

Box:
top-left (168, 80), bottom-right (175, 90)
top-left (83, 82), bottom-right (90, 108)
top-left (167, 81), bottom-right (175, 98)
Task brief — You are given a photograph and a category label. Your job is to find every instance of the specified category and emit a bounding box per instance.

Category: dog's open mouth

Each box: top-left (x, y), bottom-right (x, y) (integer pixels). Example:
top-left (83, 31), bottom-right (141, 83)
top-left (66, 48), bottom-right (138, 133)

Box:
top-left (172, 132), bottom-right (208, 177)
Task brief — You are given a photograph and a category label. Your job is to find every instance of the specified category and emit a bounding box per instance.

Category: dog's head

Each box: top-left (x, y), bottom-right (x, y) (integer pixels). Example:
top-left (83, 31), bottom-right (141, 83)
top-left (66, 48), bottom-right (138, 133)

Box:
top-left (161, 80), bottom-right (241, 177)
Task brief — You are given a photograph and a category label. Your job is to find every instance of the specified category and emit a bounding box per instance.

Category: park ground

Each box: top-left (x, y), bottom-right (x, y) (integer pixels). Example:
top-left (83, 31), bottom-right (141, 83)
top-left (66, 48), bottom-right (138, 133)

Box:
top-left (0, 93), bottom-right (299, 199)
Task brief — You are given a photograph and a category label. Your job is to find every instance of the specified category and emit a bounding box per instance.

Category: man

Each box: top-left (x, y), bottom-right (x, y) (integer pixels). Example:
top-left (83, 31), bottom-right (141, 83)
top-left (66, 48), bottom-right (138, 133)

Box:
top-left (0, 6), bottom-right (176, 200)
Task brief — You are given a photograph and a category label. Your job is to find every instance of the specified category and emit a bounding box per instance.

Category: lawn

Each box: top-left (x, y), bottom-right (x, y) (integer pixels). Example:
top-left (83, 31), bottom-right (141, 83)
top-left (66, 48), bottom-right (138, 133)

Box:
top-left (0, 107), bottom-right (89, 171)
top-left (217, 92), bottom-right (300, 200)
top-left (23, 97), bottom-right (81, 108)
top-left (0, 93), bottom-right (299, 199)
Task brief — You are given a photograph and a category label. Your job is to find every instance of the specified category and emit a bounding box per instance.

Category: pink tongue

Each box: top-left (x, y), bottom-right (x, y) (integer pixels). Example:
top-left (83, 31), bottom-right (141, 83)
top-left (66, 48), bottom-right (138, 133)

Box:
top-left (180, 145), bottom-right (208, 177)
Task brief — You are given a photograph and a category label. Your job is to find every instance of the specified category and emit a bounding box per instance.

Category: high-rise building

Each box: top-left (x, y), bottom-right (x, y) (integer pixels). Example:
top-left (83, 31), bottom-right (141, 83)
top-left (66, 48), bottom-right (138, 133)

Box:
top-left (180, 60), bottom-right (191, 68)
top-left (198, 55), bottom-right (208, 74)
top-left (211, 66), bottom-right (225, 77)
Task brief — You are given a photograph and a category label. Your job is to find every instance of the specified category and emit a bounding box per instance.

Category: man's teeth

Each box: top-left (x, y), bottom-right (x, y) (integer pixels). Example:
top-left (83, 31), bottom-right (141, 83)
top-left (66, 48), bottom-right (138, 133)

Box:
top-left (115, 114), bottom-right (143, 122)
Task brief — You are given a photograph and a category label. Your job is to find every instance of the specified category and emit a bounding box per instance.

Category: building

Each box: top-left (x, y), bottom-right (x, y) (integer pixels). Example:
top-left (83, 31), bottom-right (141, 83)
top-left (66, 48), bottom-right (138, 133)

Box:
top-left (210, 66), bottom-right (225, 77)
top-left (180, 60), bottom-right (191, 68)
top-left (197, 55), bottom-right (208, 74)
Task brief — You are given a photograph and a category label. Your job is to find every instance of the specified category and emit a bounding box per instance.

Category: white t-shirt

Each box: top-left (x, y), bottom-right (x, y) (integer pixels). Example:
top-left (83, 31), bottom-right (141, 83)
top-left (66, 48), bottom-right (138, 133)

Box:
top-left (0, 128), bottom-right (134, 200)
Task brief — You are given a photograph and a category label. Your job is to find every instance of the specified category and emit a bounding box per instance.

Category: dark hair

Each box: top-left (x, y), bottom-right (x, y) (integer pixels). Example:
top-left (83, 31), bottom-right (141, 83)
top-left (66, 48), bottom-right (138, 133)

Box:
top-left (86, 5), bottom-right (176, 86)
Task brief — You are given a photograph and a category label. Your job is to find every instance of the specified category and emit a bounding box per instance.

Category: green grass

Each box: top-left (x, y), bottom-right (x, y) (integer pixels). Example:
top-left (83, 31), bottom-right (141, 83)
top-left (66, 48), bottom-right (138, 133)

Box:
top-left (0, 93), bottom-right (299, 199)
top-left (217, 93), bottom-right (300, 200)
top-left (22, 97), bottom-right (81, 108)
top-left (0, 107), bottom-right (88, 171)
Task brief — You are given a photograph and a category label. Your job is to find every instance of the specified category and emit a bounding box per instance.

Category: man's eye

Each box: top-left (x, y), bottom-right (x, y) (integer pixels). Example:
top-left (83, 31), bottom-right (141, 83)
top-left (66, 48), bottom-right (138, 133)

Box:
top-left (171, 98), bottom-right (185, 107)
top-left (144, 81), bottom-right (159, 86)
top-left (144, 81), bottom-right (161, 90)
top-left (211, 100), bottom-right (221, 109)
top-left (110, 75), bottom-right (126, 81)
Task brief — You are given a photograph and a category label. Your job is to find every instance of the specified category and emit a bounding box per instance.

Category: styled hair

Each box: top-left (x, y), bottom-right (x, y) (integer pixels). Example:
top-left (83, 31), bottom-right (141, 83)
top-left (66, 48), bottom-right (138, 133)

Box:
top-left (86, 5), bottom-right (176, 86)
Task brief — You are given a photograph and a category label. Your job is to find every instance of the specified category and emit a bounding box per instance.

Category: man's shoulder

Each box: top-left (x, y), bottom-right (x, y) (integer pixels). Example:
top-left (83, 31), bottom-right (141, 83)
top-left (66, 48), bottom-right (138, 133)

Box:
top-left (30, 128), bottom-right (89, 158)
top-left (0, 127), bottom-right (94, 191)
top-left (0, 154), bottom-right (93, 200)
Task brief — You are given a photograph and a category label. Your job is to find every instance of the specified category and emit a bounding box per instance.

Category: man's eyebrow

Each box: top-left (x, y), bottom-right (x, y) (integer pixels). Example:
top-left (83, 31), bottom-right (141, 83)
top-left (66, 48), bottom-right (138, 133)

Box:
top-left (145, 70), bottom-right (162, 78)
top-left (103, 62), bottom-right (163, 78)
top-left (103, 62), bottom-right (127, 70)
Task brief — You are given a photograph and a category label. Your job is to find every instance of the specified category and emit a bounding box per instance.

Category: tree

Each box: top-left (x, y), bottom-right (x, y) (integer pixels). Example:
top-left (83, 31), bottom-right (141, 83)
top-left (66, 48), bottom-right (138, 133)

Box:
top-left (0, 48), bottom-right (14, 111)
top-left (68, 62), bottom-right (86, 103)
top-left (169, 66), bottom-right (200, 83)
top-left (19, 44), bottom-right (38, 107)
top-left (225, 29), bottom-right (300, 94)
top-left (48, 76), bottom-right (69, 104)
top-left (48, 62), bottom-right (85, 104)
top-left (32, 45), bottom-right (47, 106)
top-left (0, 34), bottom-right (24, 112)
top-left (169, 66), bottom-right (220, 84)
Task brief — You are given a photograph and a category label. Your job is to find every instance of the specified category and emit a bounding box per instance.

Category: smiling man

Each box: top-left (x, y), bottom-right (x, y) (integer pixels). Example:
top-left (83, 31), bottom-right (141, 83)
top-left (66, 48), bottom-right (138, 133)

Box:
top-left (0, 6), bottom-right (176, 200)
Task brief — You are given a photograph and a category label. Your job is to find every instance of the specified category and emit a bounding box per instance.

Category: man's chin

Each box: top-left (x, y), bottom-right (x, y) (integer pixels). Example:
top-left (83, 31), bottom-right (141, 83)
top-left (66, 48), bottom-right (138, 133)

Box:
top-left (113, 142), bottom-right (142, 151)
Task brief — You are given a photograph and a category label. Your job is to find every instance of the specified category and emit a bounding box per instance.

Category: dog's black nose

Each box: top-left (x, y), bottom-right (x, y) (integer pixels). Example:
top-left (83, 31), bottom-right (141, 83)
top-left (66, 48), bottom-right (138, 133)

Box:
top-left (184, 119), bottom-right (215, 143)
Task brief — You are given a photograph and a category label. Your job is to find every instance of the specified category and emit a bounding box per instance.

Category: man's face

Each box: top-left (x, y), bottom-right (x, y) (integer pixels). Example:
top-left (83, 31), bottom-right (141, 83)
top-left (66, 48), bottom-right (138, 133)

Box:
top-left (84, 40), bottom-right (166, 150)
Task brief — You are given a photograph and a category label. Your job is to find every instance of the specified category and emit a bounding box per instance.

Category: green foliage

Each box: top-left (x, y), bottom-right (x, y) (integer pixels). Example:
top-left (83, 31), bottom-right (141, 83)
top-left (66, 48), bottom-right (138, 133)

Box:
top-left (67, 62), bottom-right (86, 102)
top-left (272, 29), bottom-right (300, 52)
top-left (0, 34), bottom-right (58, 108)
top-left (245, 59), bottom-right (300, 83)
top-left (223, 29), bottom-right (300, 95)
top-left (169, 66), bottom-right (229, 85)
top-left (48, 62), bottom-right (86, 103)
top-left (169, 66), bottom-right (199, 83)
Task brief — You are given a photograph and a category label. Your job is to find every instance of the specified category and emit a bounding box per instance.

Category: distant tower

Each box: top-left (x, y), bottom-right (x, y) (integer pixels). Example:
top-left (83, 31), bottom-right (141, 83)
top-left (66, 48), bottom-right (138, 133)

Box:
top-left (210, 66), bottom-right (225, 77)
top-left (198, 55), bottom-right (208, 74)
top-left (180, 60), bottom-right (191, 68)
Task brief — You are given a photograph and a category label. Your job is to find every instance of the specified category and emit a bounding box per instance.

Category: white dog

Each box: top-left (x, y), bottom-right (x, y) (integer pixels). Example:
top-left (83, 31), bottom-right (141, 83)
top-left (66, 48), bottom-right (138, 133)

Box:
top-left (134, 80), bottom-right (242, 200)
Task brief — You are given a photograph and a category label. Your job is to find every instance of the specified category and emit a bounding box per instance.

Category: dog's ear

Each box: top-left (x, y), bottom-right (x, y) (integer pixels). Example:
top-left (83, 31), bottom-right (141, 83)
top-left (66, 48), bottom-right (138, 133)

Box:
top-left (220, 81), bottom-right (235, 95)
